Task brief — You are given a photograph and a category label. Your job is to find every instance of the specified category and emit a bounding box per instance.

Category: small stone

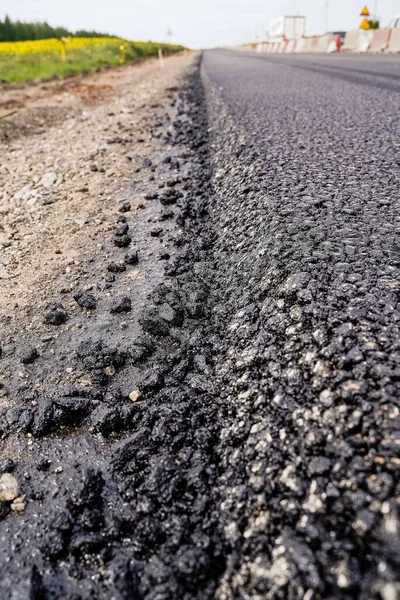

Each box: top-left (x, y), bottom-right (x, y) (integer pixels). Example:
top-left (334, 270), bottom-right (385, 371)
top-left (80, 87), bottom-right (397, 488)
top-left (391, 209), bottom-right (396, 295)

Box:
top-left (73, 291), bottom-right (96, 310)
top-left (119, 202), bottom-right (131, 213)
top-left (124, 250), bottom-right (139, 265)
top-left (40, 172), bottom-right (57, 187)
top-left (159, 209), bottom-right (174, 221)
top-left (114, 235), bottom-right (131, 248)
top-left (107, 261), bottom-right (126, 273)
top-left (110, 297), bottom-right (132, 313)
top-left (20, 347), bottom-right (39, 365)
top-left (142, 158), bottom-right (152, 168)
top-left (54, 466), bottom-right (63, 474)
top-left (144, 192), bottom-right (158, 200)
top-left (0, 264), bottom-right (9, 279)
top-left (319, 389), bottom-right (334, 407)
top-left (0, 473), bottom-right (20, 501)
top-left (44, 304), bottom-right (68, 326)
top-left (104, 366), bottom-right (116, 377)
top-left (138, 370), bottom-right (165, 392)
top-left (128, 390), bottom-right (142, 403)
top-left (10, 496), bottom-right (26, 512)
top-left (308, 457), bottom-right (331, 476)
top-left (150, 228), bottom-right (163, 237)
top-left (114, 223), bottom-right (129, 236)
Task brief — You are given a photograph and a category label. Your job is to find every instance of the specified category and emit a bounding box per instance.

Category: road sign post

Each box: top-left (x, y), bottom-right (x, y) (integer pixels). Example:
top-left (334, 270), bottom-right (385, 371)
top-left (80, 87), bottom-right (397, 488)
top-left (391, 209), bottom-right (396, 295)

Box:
top-left (359, 6), bottom-right (371, 29)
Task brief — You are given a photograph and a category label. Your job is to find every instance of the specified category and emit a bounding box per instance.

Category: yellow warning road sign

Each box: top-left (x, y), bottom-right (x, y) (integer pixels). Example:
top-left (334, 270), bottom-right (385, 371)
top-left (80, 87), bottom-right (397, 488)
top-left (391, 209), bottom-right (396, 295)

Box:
top-left (360, 6), bottom-right (370, 16)
top-left (359, 18), bottom-right (371, 29)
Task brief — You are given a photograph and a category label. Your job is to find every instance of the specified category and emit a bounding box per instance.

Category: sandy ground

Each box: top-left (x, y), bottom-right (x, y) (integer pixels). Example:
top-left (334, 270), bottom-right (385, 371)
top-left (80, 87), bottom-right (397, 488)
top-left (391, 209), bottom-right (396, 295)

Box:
top-left (0, 53), bottom-right (194, 332)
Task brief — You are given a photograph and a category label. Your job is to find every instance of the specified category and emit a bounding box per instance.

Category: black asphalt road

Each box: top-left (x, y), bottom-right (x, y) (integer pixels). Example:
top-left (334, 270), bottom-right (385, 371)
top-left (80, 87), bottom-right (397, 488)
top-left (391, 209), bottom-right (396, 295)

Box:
top-left (1, 52), bottom-right (400, 600)
top-left (201, 51), bottom-right (400, 599)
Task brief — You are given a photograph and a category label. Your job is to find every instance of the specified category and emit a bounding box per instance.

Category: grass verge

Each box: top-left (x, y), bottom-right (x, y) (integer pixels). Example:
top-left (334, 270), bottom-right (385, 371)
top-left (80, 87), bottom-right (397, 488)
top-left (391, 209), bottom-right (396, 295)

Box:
top-left (0, 38), bottom-right (185, 82)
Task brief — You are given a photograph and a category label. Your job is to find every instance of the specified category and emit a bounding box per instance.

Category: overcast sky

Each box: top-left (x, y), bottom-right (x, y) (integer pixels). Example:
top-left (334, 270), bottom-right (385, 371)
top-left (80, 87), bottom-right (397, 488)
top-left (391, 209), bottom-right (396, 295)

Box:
top-left (1, 0), bottom-right (399, 48)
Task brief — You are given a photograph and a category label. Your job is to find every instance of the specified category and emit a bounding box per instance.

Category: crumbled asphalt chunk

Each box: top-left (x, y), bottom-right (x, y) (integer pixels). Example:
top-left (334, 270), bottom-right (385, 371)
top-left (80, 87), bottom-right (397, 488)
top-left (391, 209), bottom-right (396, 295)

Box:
top-left (166, 177), bottom-right (181, 187)
top-left (0, 459), bottom-right (15, 474)
top-left (107, 261), bottom-right (126, 273)
top-left (90, 403), bottom-right (134, 435)
top-left (124, 249), bottom-right (139, 265)
top-left (53, 397), bottom-right (91, 427)
top-left (150, 227), bottom-right (163, 237)
top-left (139, 307), bottom-right (171, 336)
top-left (31, 399), bottom-right (55, 437)
top-left (73, 290), bottom-right (96, 310)
top-left (144, 192), bottom-right (159, 200)
top-left (159, 188), bottom-right (183, 205)
top-left (110, 296), bottom-right (132, 313)
top-left (114, 223), bottom-right (129, 236)
top-left (159, 209), bottom-right (174, 220)
top-left (113, 234), bottom-right (131, 247)
top-left (44, 303), bottom-right (68, 325)
top-left (0, 501), bottom-right (10, 521)
top-left (119, 201), bottom-right (131, 212)
top-left (20, 347), bottom-right (39, 365)
top-left (159, 251), bottom-right (170, 260)
top-left (137, 370), bottom-right (165, 392)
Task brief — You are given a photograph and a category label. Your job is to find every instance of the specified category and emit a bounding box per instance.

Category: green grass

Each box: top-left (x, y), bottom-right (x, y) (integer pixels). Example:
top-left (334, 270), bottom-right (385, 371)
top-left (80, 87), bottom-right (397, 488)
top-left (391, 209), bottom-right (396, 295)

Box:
top-left (0, 41), bottom-right (185, 82)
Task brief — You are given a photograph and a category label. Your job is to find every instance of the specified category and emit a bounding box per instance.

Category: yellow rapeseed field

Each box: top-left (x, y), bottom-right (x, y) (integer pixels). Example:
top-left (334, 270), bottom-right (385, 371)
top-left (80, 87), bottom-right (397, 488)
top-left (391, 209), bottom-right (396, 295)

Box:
top-left (0, 37), bottom-right (122, 54)
top-left (0, 37), bottom-right (184, 81)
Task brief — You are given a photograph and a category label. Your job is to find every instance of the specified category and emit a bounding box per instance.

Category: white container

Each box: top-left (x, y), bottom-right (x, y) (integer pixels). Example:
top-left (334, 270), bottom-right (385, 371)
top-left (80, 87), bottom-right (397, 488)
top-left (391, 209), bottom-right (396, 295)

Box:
top-left (268, 16), bottom-right (306, 42)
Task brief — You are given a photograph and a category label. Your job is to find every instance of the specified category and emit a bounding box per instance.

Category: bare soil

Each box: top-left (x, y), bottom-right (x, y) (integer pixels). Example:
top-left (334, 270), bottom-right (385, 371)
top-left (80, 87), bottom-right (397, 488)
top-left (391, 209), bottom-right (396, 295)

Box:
top-left (0, 53), bottom-right (194, 332)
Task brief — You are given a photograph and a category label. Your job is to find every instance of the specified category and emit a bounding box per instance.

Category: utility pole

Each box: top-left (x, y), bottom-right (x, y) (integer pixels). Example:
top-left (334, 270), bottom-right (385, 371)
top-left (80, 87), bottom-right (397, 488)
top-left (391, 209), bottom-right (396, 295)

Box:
top-left (167, 28), bottom-right (172, 44)
top-left (324, 0), bottom-right (329, 33)
top-left (373, 0), bottom-right (378, 20)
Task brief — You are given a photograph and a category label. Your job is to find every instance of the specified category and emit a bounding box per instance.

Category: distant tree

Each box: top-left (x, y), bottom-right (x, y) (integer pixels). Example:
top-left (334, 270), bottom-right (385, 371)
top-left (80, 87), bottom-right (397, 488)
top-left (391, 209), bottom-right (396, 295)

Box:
top-left (0, 16), bottom-right (111, 42)
top-left (369, 19), bottom-right (380, 29)
top-left (3, 15), bottom-right (14, 41)
top-left (74, 30), bottom-right (111, 38)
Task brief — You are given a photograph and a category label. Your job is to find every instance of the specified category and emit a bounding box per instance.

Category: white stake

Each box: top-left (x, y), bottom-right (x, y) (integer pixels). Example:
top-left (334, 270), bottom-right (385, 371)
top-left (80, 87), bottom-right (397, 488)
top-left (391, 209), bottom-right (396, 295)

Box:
top-left (158, 49), bottom-right (164, 69)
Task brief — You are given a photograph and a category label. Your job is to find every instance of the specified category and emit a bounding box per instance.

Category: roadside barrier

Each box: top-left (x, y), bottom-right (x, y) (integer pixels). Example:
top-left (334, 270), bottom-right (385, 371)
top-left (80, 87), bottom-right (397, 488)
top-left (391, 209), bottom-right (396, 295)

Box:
top-left (327, 34), bottom-right (342, 53)
top-left (359, 30), bottom-right (374, 51)
top-left (234, 28), bottom-right (400, 55)
top-left (387, 28), bottom-right (400, 52)
top-left (301, 37), bottom-right (317, 52)
top-left (368, 28), bottom-right (392, 52)
top-left (316, 36), bottom-right (329, 53)
top-left (342, 30), bottom-right (359, 52)
top-left (285, 39), bottom-right (297, 53)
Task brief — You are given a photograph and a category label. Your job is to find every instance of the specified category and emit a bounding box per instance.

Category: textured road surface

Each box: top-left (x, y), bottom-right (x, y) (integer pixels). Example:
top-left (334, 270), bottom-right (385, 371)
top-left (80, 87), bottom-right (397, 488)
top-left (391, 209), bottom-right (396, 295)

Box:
top-left (201, 51), bottom-right (400, 599)
top-left (1, 52), bottom-right (400, 599)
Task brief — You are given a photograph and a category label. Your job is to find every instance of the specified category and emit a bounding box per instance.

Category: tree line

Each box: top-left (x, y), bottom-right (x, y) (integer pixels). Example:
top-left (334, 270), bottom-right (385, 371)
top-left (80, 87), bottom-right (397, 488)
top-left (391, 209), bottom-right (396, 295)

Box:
top-left (0, 16), bottom-right (111, 42)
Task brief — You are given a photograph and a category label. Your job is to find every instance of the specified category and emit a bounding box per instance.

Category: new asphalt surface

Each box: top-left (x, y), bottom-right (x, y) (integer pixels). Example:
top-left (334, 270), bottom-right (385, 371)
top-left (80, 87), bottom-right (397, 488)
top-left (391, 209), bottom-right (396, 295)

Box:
top-left (1, 51), bottom-right (400, 599)
top-left (201, 50), bottom-right (400, 599)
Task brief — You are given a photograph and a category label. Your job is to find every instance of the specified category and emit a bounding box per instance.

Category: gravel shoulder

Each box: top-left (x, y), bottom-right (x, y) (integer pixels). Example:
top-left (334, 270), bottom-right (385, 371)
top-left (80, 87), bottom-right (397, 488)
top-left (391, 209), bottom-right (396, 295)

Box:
top-left (0, 53), bottom-right (227, 599)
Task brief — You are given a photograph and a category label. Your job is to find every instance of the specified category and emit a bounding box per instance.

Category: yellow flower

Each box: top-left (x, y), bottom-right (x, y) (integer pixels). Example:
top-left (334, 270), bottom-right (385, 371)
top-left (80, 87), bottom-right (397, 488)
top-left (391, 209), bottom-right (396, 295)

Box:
top-left (0, 37), bottom-right (123, 55)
